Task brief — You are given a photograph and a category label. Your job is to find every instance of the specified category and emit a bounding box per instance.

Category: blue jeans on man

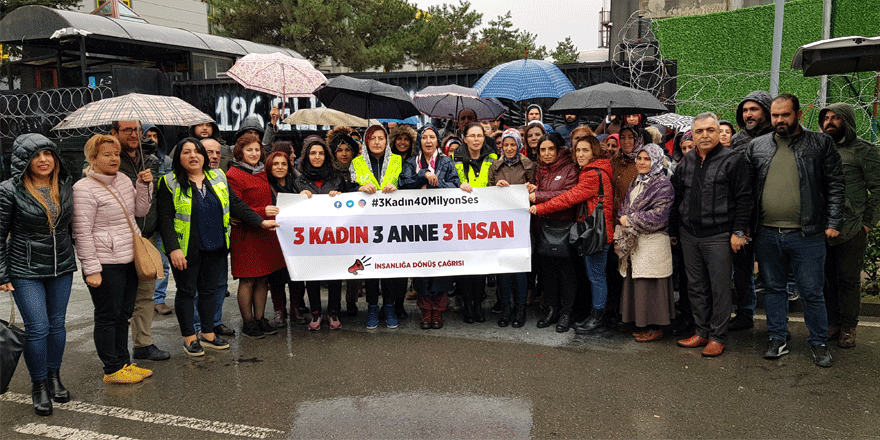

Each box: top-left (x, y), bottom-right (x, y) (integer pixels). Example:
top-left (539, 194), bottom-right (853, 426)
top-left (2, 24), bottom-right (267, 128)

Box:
top-left (153, 234), bottom-right (171, 305)
top-left (754, 228), bottom-right (828, 346)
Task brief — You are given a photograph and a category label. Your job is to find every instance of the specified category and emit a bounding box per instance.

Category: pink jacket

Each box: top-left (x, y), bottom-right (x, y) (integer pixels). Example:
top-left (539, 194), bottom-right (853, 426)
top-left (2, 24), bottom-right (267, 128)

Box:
top-left (72, 171), bottom-right (152, 276)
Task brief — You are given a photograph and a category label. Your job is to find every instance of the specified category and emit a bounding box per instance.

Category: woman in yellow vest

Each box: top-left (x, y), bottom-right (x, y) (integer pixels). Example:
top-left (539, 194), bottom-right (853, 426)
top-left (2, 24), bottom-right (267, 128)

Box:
top-left (454, 122), bottom-right (499, 323)
top-left (349, 124), bottom-right (403, 330)
top-left (157, 138), bottom-right (279, 357)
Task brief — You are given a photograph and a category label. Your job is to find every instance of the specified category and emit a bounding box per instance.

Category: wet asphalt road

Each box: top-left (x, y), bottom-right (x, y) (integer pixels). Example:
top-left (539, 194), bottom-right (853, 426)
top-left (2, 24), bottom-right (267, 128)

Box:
top-left (2, 272), bottom-right (880, 439)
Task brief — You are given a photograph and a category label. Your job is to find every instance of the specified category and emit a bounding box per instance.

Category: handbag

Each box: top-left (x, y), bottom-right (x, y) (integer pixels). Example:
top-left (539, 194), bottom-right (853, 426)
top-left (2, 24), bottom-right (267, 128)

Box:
top-left (1, 294), bottom-right (27, 394)
top-left (90, 176), bottom-right (164, 282)
top-left (569, 169), bottom-right (607, 256)
top-left (538, 219), bottom-right (574, 258)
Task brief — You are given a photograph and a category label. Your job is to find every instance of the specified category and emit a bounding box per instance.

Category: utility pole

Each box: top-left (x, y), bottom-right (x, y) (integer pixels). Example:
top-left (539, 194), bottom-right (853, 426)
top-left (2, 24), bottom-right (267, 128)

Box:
top-left (769, 0), bottom-right (784, 96)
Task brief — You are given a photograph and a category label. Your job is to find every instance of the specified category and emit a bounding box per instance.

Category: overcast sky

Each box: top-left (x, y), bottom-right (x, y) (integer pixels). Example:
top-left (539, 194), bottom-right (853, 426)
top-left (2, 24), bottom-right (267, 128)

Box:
top-left (410, 0), bottom-right (605, 54)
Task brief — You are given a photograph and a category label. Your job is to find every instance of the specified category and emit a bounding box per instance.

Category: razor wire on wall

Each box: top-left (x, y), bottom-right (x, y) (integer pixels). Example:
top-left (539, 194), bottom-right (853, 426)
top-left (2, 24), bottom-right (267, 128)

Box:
top-left (615, 10), bottom-right (879, 141)
top-left (0, 86), bottom-right (115, 140)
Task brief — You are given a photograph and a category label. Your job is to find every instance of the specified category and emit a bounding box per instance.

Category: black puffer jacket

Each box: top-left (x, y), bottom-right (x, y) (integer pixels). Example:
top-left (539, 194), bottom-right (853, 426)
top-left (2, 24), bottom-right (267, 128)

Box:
top-left (0, 134), bottom-right (76, 283)
top-left (745, 129), bottom-right (845, 236)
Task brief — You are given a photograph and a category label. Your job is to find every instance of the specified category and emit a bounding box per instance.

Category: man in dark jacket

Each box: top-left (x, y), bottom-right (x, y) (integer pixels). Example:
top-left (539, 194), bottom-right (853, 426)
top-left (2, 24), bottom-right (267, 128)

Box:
top-left (728, 90), bottom-right (774, 332)
top-left (745, 94), bottom-right (845, 367)
top-left (554, 114), bottom-right (580, 146)
top-left (819, 102), bottom-right (880, 349)
top-left (110, 120), bottom-right (170, 362)
top-left (671, 113), bottom-right (752, 357)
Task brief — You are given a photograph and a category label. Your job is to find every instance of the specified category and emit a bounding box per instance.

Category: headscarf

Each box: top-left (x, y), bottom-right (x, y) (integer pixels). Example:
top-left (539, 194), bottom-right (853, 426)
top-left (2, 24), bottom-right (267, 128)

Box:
top-left (415, 125), bottom-right (440, 173)
top-left (681, 131), bottom-right (693, 142)
top-left (619, 125), bottom-right (643, 160)
top-left (608, 133), bottom-right (620, 145)
top-left (443, 136), bottom-right (462, 156)
top-left (500, 128), bottom-right (523, 166)
top-left (634, 143), bottom-right (666, 182)
top-left (300, 136), bottom-right (332, 181)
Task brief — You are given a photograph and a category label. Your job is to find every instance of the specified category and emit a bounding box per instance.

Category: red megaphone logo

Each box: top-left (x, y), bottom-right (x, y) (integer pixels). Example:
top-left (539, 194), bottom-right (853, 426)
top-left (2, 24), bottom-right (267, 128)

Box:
top-left (348, 256), bottom-right (371, 275)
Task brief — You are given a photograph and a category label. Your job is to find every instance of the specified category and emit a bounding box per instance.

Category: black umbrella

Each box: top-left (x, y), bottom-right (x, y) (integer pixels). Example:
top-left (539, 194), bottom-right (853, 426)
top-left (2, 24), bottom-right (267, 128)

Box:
top-left (313, 75), bottom-right (419, 120)
top-left (547, 82), bottom-right (669, 116)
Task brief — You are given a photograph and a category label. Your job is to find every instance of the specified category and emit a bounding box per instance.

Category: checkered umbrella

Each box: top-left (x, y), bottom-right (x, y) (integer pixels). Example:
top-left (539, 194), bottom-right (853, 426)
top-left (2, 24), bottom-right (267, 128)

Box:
top-left (225, 52), bottom-right (327, 102)
top-left (647, 113), bottom-right (695, 131)
top-left (52, 93), bottom-right (214, 130)
top-left (413, 85), bottom-right (507, 120)
top-left (473, 59), bottom-right (575, 101)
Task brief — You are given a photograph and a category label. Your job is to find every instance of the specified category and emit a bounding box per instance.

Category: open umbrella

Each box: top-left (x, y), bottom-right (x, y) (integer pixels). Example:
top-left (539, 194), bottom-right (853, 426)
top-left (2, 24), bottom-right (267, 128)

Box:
top-left (473, 59), bottom-right (575, 101)
top-left (413, 85), bottom-right (507, 120)
top-left (792, 35), bottom-right (880, 76)
top-left (282, 107), bottom-right (379, 127)
top-left (314, 75), bottom-right (419, 120)
top-left (52, 93), bottom-right (214, 130)
top-left (647, 113), bottom-right (694, 131)
top-left (225, 52), bottom-right (327, 107)
top-left (547, 82), bottom-right (669, 116)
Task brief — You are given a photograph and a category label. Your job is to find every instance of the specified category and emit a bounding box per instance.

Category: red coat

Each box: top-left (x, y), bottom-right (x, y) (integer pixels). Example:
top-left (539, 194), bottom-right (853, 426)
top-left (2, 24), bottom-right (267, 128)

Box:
top-left (535, 158), bottom-right (615, 244)
top-left (534, 149), bottom-right (579, 221)
top-left (226, 166), bottom-right (285, 278)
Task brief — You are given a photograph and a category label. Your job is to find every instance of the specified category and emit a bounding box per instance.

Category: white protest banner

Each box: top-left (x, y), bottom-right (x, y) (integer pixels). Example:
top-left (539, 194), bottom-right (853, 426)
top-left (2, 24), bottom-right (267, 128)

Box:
top-left (275, 186), bottom-right (531, 280)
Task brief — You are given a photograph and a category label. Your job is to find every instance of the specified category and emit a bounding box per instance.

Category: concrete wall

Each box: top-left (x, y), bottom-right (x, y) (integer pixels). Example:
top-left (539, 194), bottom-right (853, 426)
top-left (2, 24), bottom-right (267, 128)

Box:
top-left (77, 0), bottom-right (210, 33)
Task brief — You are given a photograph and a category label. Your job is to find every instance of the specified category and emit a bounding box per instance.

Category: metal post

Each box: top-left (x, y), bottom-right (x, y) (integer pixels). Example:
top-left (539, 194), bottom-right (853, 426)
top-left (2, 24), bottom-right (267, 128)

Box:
top-left (769, 0), bottom-right (785, 96)
top-left (79, 35), bottom-right (87, 87)
top-left (819, 0), bottom-right (832, 107)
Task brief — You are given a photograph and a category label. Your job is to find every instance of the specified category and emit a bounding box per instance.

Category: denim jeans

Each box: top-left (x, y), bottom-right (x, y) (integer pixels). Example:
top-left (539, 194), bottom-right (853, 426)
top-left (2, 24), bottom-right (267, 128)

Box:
top-left (194, 255), bottom-right (228, 331)
top-left (176, 249), bottom-right (226, 336)
top-left (153, 234), bottom-right (171, 304)
top-left (754, 228), bottom-right (828, 345)
top-left (11, 273), bottom-right (73, 382)
top-left (497, 272), bottom-right (528, 306)
top-left (583, 245), bottom-right (610, 310)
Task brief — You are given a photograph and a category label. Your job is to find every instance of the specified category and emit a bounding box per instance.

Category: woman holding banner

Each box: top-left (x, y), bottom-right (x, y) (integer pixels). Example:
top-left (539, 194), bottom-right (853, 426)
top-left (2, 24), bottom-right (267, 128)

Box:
top-left (400, 125), bottom-right (461, 329)
top-left (454, 122), bottom-right (499, 324)
top-left (226, 133), bottom-right (285, 339)
top-left (328, 131), bottom-right (363, 317)
top-left (158, 137), bottom-right (278, 354)
top-left (294, 136), bottom-right (346, 330)
top-left (488, 128), bottom-right (535, 328)
top-left (528, 133), bottom-right (579, 332)
top-left (350, 124), bottom-right (403, 330)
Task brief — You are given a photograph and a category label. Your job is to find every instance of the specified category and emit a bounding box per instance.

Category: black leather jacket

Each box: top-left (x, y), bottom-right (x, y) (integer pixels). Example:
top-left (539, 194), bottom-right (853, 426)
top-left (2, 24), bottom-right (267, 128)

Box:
top-left (745, 128), bottom-right (845, 236)
top-left (0, 134), bottom-right (77, 284)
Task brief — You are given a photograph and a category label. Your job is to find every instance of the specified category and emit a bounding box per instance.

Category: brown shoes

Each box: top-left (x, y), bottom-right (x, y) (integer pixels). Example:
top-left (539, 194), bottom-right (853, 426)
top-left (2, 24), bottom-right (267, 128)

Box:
top-left (154, 303), bottom-right (173, 315)
top-left (838, 326), bottom-right (856, 348)
top-left (828, 325), bottom-right (841, 340)
top-left (677, 335), bottom-right (709, 348)
top-left (701, 341), bottom-right (725, 357)
top-left (635, 328), bottom-right (663, 342)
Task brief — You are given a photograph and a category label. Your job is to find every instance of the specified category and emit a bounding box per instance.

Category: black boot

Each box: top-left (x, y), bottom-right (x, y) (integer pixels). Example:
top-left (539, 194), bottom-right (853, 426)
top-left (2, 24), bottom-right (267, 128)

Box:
top-left (536, 306), bottom-right (558, 328)
top-left (511, 305), bottom-right (527, 328)
top-left (394, 298), bottom-right (409, 319)
top-left (32, 380), bottom-right (52, 416)
top-left (575, 309), bottom-right (605, 335)
top-left (556, 311), bottom-right (571, 333)
top-left (462, 301), bottom-right (475, 324)
top-left (46, 370), bottom-right (70, 403)
top-left (474, 301), bottom-right (486, 323)
top-left (498, 305), bottom-right (513, 327)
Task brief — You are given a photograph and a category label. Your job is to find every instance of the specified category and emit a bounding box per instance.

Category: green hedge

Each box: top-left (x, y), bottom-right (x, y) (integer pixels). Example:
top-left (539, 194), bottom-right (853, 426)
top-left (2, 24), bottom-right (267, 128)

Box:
top-left (654, 0), bottom-right (880, 133)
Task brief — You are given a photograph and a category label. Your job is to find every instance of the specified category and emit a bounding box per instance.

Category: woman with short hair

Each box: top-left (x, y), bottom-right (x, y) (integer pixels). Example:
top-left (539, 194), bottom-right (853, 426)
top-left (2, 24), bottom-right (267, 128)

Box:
top-left (226, 133), bottom-right (286, 338)
top-left (72, 134), bottom-right (152, 384)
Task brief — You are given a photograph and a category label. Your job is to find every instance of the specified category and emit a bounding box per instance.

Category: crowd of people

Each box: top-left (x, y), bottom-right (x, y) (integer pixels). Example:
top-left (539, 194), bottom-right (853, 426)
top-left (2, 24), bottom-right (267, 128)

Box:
top-left (1, 89), bottom-right (877, 416)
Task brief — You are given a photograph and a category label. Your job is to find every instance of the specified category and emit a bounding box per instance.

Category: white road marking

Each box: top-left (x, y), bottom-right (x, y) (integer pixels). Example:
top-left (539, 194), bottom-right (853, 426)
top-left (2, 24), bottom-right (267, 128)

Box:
top-left (13, 423), bottom-right (139, 440)
top-left (1, 393), bottom-right (282, 438)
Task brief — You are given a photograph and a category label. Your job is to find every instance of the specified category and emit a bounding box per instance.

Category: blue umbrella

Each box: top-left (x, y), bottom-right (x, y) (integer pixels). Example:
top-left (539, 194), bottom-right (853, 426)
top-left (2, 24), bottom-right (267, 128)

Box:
top-left (473, 59), bottom-right (575, 101)
top-left (378, 116), bottom-right (420, 126)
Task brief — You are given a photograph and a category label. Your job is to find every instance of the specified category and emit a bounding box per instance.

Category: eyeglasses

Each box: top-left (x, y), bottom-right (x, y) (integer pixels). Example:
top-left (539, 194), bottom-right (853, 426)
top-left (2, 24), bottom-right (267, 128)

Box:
top-left (465, 134), bottom-right (484, 139)
top-left (118, 127), bottom-right (138, 135)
